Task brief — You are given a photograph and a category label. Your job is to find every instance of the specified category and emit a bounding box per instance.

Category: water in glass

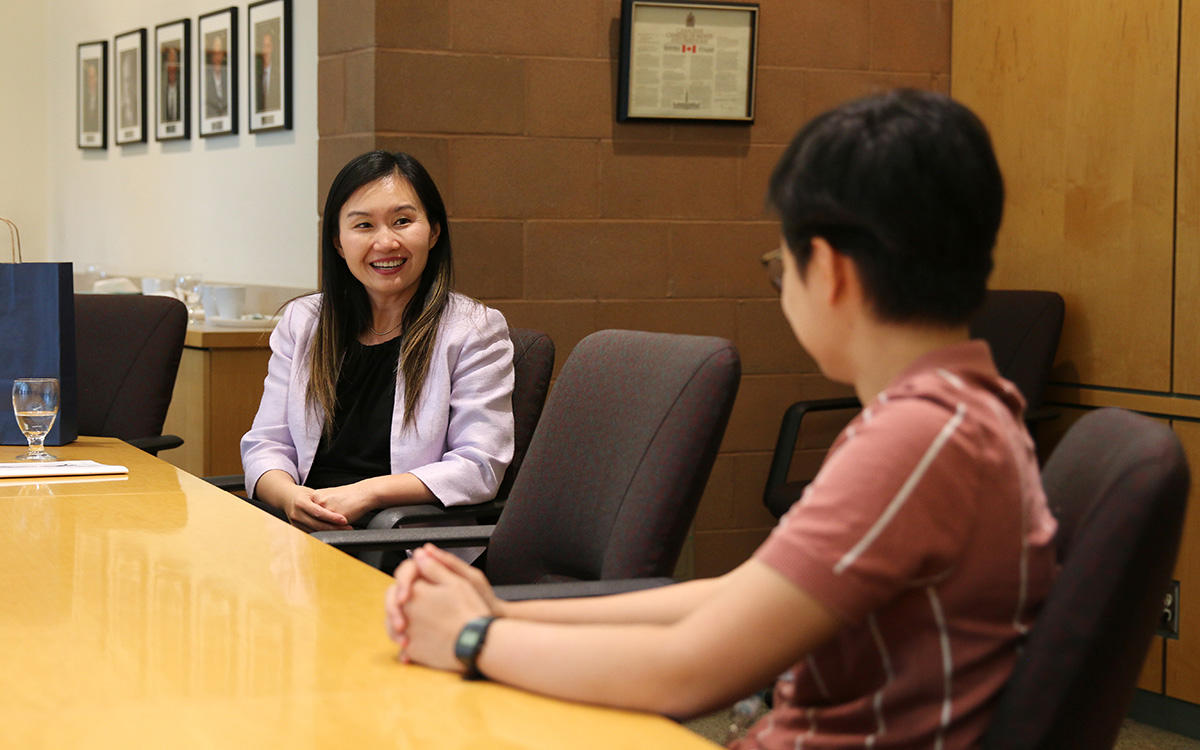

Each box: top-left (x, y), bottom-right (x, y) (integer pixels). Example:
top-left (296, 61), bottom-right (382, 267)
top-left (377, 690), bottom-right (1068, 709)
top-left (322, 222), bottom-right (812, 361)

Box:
top-left (12, 378), bottom-right (59, 461)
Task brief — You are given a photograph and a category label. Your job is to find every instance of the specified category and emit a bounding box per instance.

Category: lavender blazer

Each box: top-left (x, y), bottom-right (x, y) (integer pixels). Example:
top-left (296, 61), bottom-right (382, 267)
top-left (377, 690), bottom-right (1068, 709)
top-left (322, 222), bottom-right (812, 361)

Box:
top-left (241, 293), bottom-right (515, 506)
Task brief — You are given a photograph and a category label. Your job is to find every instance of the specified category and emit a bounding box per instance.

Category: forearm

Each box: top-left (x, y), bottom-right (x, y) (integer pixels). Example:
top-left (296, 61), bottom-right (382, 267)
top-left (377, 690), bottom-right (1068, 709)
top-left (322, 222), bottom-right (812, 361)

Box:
top-left (394, 555), bottom-right (840, 717)
top-left (499, 575), bottom-right (726, 625)
top-left (464, 562), bottom-right (841, 719)
top-left (357, 472), bottom-right (437, 511)
top-left (252, 469), bottom-right (300, 510)
top-left (477, 618), bottom-right (739, 719)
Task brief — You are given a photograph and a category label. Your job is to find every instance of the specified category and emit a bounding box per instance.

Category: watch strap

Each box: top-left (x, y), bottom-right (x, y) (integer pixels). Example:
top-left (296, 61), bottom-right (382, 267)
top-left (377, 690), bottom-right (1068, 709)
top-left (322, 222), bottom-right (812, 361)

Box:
top-left (455, 615), bottom-right (498, 680)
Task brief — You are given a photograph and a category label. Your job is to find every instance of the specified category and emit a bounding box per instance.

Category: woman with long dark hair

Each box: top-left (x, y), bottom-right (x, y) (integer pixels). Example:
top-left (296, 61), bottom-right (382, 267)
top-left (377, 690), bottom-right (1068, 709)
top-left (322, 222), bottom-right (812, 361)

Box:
top-left (241, 151), bottom-right (514, 533)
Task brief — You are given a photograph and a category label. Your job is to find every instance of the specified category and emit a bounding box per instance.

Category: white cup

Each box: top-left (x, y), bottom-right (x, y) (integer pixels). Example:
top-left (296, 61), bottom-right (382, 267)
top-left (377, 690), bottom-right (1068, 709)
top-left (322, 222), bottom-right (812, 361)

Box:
top-left (200, 284), bottom-right (221, 320)
top-left (141, 277), bottom-right (170, 295)
top-left (213, 285), bottom-right (246, 320)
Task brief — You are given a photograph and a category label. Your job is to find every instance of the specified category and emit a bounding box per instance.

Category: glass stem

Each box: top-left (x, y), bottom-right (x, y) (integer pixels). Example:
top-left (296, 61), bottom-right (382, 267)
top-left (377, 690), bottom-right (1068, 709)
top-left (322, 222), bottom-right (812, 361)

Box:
top-left (27, 434), bottom-right (46, 456)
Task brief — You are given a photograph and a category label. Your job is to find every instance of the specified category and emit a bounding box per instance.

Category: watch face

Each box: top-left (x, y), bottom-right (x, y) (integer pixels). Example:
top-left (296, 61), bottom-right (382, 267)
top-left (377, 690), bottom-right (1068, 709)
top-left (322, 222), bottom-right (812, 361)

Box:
top-left (456, 617), bottom-right (492, 665)
top-left (460, 630), bottom-right (482, 650)
top-left (456, 617), bottom-right (496, 679)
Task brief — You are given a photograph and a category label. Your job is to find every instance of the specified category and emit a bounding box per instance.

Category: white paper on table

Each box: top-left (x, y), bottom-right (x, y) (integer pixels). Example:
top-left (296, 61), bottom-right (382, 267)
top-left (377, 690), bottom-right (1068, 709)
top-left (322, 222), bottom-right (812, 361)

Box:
top-left (0, 460), bottom-right (129, 479)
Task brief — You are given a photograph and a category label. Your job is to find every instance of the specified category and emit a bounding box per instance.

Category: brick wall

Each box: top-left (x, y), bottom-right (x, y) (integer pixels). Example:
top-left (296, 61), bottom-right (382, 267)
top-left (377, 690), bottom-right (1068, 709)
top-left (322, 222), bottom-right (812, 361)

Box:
top-left (318, 0), bottom-right (951, 577)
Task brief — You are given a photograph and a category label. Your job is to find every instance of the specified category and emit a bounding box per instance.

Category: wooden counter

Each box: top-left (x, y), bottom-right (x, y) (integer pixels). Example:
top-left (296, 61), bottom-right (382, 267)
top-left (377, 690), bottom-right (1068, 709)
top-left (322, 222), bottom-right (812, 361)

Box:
top-left (162, 321), bottom-right (275, 479)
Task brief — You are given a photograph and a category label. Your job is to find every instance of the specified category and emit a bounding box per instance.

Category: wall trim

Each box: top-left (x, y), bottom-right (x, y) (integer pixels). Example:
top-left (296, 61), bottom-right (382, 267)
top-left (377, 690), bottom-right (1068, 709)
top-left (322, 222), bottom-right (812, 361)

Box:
top-left (1128, 689), bottom-right (1200, 740)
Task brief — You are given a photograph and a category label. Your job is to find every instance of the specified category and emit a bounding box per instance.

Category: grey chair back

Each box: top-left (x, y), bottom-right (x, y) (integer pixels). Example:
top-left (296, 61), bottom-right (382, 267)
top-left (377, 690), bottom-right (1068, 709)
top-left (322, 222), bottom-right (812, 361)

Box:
top-left (485, 329), bottom-right (741, 585)
top-left (968, 289), bottom-right (1064, 412)
top-left (74, 294), bottom-right (187, 443)
top-left (981, 408), bottom-right (1190, 749)
top-left (764, 288), bottom-right (1066, 519)
top-left (494, 327), bottom-right (554, 502)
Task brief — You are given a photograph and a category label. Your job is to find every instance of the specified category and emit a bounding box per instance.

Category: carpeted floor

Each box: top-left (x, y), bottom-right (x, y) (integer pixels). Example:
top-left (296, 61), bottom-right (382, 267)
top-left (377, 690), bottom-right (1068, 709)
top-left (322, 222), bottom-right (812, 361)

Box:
top-left (1116, 720), bottom-right (1200, 749)
top-left (684, 708), bottom-right (1200, 748)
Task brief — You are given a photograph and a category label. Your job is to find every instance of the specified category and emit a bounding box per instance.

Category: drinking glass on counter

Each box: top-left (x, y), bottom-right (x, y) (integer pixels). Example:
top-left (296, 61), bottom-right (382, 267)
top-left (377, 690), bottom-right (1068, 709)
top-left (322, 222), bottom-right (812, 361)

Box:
top-left (12, 378), bottom-right (59, 461)
top-left (175, 272), bottom-right (204, 323)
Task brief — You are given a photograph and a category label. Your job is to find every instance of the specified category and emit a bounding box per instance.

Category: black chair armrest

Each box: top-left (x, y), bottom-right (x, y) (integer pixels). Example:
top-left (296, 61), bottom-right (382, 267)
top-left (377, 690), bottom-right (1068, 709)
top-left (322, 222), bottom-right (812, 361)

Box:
top-left (312, 524), bottom-right (497, 552)
top-left (127, 434), bottom-right (184, 455)
top-left (203, 474), bottom-right (247, 492)
top-left (367, 499), bottom-right (507, 529)
top-left (494, 577), bottom-right (676, 601)
top-left (764, 396), bottom-right (861, 497)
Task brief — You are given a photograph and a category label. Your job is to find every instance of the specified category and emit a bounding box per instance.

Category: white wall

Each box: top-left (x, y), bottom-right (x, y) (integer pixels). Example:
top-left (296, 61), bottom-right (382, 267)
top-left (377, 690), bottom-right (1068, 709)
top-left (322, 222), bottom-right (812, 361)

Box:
top-left (19, 0), bottom-right (319, 289)
top-left (0, 2), bottom-right (49, 265)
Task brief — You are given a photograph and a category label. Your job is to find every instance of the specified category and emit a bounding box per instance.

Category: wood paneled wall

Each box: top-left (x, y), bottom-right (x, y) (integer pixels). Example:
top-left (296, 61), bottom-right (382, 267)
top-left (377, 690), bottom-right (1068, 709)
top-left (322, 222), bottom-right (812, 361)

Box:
top-left (952, 0), bottom-right (1200, 706)
top-left (952, 0), bottom-right (1178, 392)
top-left (1176, 0), bottom-right (1200, 396)
top-left (318, 0), bottom-right (953, 576)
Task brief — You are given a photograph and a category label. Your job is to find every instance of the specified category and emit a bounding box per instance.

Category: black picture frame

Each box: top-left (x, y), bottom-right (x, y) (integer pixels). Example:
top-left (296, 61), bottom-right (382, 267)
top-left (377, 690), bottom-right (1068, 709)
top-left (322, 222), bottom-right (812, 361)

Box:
top-left (617, 0), bottom-right (759, 123)
top-left (248, 0), bottom-right (292, 133)
top-left (114, 28), bottom-right (147, 145)
top-left (77, 40), bottom-right (107, 149)
top-left (199, 7), bottom-right (238, 137)
top-left (155, 19), bottom-right (191, 141)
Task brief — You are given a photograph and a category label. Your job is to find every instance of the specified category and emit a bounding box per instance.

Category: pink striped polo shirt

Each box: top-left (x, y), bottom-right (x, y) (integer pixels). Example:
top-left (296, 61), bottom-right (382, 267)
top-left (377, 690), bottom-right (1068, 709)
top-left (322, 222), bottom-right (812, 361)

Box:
top-left (737, 340), bottom-right (1057, 750)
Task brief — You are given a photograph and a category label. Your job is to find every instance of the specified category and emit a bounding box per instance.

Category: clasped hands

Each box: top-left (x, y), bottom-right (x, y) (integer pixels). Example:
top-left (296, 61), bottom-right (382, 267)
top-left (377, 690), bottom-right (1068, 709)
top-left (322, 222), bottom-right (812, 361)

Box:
top-left (283, 482), bottom-right (374, 532)
top-left (384, 544), bottom-right (501, 673)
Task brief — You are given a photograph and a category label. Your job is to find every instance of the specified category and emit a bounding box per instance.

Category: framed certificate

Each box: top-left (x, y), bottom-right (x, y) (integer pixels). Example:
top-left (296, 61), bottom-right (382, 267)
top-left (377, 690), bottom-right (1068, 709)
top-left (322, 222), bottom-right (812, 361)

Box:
top-left (618, 0), bottom-right (759, 122)
top-left (77, 40), bottom-right (107, 149)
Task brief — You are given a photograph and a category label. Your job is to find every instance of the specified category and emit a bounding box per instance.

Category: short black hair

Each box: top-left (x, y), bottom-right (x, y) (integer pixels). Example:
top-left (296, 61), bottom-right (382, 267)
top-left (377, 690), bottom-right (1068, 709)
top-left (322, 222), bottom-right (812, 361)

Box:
top-left (767, 89), bottom-right (1004, 325)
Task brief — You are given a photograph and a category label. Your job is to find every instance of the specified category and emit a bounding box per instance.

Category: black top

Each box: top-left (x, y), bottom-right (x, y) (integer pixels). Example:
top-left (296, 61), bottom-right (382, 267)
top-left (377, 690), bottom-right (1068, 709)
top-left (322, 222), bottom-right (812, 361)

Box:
top-left (304, 336), bottom-right (402, 490)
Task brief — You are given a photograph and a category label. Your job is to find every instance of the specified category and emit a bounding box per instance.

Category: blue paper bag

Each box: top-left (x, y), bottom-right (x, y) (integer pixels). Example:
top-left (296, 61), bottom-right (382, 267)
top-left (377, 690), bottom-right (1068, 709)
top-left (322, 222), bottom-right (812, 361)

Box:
top-left (0, 261), bottom-right (79, 446)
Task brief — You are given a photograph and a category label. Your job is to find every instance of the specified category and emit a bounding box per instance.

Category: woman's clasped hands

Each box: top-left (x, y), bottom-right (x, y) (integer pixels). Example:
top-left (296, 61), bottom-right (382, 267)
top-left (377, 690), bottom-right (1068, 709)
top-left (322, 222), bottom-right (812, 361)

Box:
top-left (279, 478), bottom-right (390, 532)
top-left (385, 544), bottom-right (501, 672)
top-left (279, 484), bottom-right (351, 532)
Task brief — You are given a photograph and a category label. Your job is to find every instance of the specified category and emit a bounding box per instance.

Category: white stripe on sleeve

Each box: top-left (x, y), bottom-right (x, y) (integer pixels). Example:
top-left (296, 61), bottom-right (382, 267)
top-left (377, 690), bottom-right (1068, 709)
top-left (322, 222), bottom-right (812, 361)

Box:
top-left (834, 403), bottom-right (967, 575)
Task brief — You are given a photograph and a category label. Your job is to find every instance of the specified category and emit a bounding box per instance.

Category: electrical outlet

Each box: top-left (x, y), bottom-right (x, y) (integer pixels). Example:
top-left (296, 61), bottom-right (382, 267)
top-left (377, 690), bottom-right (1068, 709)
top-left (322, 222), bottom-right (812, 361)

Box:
top-left (1159, 579), bottom-right (1181, 640)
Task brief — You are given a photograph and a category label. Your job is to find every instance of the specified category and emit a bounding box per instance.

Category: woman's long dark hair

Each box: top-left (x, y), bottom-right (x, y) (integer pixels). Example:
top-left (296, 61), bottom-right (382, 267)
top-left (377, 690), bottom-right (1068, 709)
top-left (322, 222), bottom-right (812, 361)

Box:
top-left (307, 150), bottom-right (454, 434)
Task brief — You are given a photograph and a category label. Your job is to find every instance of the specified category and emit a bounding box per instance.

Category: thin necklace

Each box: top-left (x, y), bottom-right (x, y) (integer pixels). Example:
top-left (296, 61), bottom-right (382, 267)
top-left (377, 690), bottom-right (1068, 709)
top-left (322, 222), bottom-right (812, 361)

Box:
top-left (369, 319), bottom-right (403, 336)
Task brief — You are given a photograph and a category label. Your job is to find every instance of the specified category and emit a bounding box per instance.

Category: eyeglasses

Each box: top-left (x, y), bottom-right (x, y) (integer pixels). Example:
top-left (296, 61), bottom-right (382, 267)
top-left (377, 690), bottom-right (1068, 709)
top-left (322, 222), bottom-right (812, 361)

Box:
top-left (760, 247), bottom-right (783, 292)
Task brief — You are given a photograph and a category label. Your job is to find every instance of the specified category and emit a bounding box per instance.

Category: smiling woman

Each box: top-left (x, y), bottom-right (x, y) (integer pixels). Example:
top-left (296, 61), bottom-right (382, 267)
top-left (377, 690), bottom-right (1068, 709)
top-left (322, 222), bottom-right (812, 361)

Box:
top-left (335, 174), bottom-right (438, 338)
top-left (240, 151), bottom-right (516, 540)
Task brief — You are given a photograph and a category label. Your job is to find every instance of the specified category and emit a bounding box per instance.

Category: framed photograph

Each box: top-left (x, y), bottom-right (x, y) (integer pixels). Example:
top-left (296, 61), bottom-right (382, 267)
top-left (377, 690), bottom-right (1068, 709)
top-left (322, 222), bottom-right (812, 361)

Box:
top-left (199, 7), bottom-right (238, 137)
top-left (114, 28), bottom-right (147, 145)
top-left (155, 19), bottom-right (190, 141)
top-left (617, 0), bottom-right (759, 122)
top-left (248, 0), bottom-right (292, 132)
top-left (77, 41), bottom-right (107, 149)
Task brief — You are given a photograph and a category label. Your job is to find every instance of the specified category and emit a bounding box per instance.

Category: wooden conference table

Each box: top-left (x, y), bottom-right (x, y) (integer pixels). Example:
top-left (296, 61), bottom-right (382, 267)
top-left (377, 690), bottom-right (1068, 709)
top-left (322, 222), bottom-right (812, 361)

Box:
top-left (0, 438), bottom-right (717, 749)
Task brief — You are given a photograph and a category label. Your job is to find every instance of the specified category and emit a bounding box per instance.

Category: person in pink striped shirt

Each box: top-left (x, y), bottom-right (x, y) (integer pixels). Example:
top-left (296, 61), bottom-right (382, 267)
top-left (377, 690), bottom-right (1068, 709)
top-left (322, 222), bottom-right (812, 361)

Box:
top-left (384, 89), bottom-right (1058, 750)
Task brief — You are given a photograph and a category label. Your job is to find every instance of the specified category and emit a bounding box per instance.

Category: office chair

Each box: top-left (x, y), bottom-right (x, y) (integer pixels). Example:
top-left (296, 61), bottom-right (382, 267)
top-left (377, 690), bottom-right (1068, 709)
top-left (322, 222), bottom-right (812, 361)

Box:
top-left (74, 294), bottom-right (187, 454)
top-left (363, 327), bottom-right (554, 529)
top-left (314, 329), bottom-right (742, 599)
top-left (207, 328), bottom-right (555, 524)
top-left (764, 289), bottom-right (1065, 518)
top-left (355, 327), bottom-right (553, 570)
top-left (979, 407), bottom-right (1189, 749)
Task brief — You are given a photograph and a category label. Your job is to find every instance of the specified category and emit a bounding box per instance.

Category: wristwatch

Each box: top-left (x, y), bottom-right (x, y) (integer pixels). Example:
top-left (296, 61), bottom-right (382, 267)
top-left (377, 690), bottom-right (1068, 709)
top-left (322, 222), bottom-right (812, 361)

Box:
top-left (455, 616), bottom-right (498, 680)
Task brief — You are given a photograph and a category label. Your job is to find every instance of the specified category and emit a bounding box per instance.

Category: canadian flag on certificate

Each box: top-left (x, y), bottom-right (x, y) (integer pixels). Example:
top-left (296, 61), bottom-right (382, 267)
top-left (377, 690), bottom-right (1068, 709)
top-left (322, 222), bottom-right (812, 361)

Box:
top-left (682, 44), bottom-right (697, 52)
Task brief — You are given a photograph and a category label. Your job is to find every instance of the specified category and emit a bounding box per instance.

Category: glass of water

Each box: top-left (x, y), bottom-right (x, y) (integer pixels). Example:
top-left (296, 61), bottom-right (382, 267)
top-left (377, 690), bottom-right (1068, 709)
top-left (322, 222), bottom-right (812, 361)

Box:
top-left (12, 378), bottom-right (59, 461)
